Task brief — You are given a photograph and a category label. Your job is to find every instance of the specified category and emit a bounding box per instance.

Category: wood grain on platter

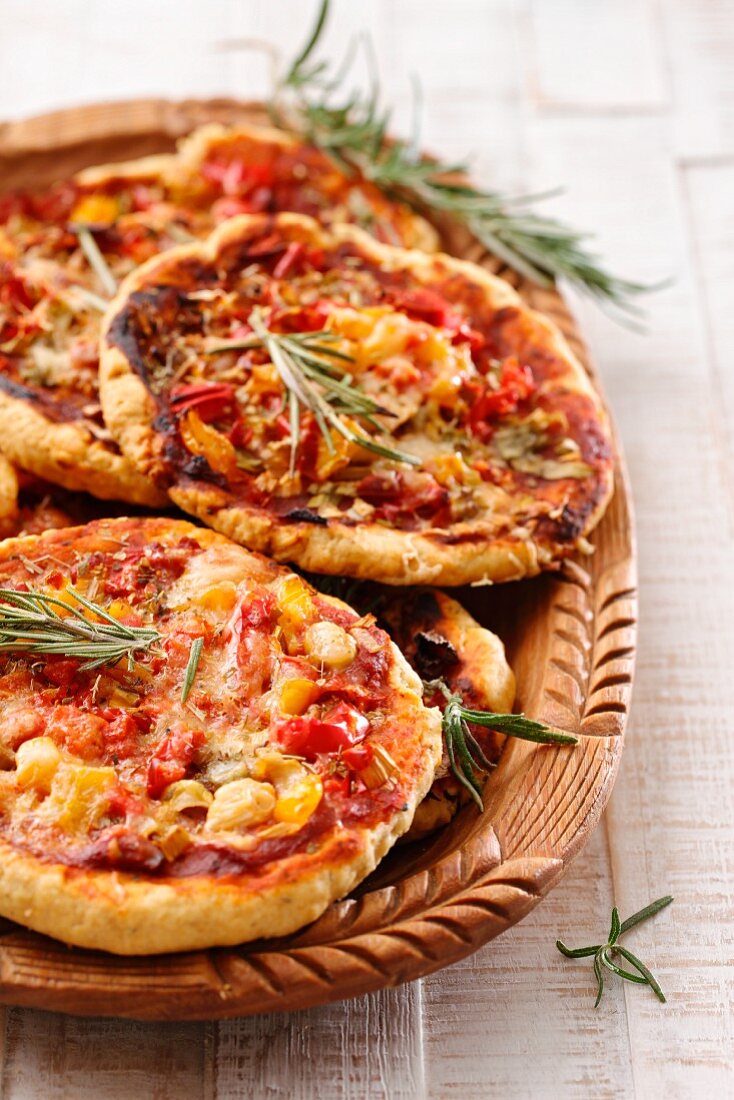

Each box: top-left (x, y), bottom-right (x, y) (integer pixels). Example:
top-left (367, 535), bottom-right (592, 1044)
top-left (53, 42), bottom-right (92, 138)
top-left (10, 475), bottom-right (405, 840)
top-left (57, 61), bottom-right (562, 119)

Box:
top-left (0, 99), bottom-right (637, 1021)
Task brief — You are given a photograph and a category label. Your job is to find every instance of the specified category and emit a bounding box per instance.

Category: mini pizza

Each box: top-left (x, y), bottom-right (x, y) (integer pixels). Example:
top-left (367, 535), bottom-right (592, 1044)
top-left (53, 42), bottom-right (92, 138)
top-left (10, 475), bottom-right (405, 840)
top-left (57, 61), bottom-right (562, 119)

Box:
top-left (101, 213), bottom-right (614, 586)
top-left (0, 161), bottom-right (178, 504)
top-left (0, 516), bottom-right (441, 954)
top-left (0, 468), bottom-right (506, 840)
top-left (0, 123), bottom-right (433, 502)
top-left (164, 122), bottom-right (437, 250)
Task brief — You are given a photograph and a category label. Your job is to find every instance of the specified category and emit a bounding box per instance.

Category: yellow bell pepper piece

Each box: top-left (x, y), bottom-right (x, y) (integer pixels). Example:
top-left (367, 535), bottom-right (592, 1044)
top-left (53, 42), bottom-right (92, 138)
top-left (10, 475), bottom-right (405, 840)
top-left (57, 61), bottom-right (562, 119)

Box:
top-left (15, 736), bottom-right (61, 795)
top-left (106, 598), bottom-right (135, 621)
top-left (280, 677), bottom-right (320, 715)
top-left (273, 771), bottom-right (323, 827)
top-left (196, 581), bottom-right (238, 612)
top-left (253, 752), bottom-right (324, 828)
top-left (70, 193), bottom-right (120, 227)
top-left (276, 575), bottom-right (315, 643)
top-left (47, 763), bottom-right (117, 832)
top-left (181, 409), bottom-right (237, 478)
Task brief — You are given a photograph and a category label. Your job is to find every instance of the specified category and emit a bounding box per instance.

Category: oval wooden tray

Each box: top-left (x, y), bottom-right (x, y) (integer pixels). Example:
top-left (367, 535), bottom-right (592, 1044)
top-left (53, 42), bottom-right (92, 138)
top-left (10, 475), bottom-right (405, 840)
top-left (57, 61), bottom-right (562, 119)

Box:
top-left (0, 99), bottom-right (636, 1020)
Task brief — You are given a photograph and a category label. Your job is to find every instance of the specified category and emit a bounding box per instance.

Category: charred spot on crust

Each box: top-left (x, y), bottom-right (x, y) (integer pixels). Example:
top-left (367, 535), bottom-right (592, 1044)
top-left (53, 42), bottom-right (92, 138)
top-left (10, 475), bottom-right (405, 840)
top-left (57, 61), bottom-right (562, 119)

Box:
top-left (153, 430), bottom-right (229, 490)
top-left (0, 373), bottom-right (88, 424)
top-left (181, 452), bottom-right (228, 486)
top-left (534, 495), bottom-right (599, 545)
top-left (0, 374), bottom-right (40, 403)
top-left (413, 629), bottom-right (460, 681)
top-left (153, 412), bottom-right (176, 435)
top-left (453, 673), bottom-right (479, 699)
top-left (380, 588), bottom-right (444, 648)
top-left (555, 503), bottom-right (587, 542)
top-left (106, 286), bottom-right (203, 387)
top-left (411, 588), bottom-right (445, 629)
top-left (283, 507), bottom-right (328, 526)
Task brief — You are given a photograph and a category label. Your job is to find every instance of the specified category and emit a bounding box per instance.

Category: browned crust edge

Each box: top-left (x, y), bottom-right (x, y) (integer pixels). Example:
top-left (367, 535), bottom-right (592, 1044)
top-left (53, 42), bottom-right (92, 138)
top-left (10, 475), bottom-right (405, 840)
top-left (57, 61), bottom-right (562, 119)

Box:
top-left (99, 212), bottom-right (614, 586)
top-left (0, 516), bottom-right (442, 954)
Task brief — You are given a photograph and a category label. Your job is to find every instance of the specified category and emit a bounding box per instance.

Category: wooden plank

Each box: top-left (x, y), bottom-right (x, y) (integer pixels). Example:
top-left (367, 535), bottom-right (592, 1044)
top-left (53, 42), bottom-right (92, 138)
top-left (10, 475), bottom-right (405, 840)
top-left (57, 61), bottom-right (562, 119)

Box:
top-left (524, 112), bottom-right (734, 1095)
top-left (0, 0), bottom-right (290, 121)
top-left (211, 985), bottom-right (425, 1100)
top-left (1, 1010), bottom-right (207, 1099)
top-left (681, 164), bottom-right (734, 488)
top-left (659, 0), bottom-right (734, 161)
top-left (0, 1007), bottom-right (7, 1095)
top-left (525, 0), bottom-right (668, 112)
top-left (422, 827), bottom-right (635, 1099)
top-left (376, 0), bottom-right (528, 191)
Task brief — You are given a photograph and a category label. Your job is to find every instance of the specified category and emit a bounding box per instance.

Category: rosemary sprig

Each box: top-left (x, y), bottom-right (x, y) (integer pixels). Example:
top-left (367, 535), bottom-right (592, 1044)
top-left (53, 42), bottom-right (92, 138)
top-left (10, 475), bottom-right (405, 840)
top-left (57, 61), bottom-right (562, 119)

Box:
top-left (425, 678), bottom-right (577, 810)
top-left (271, 0), bottom-right (657, 319)
top-left (557, 895), bottom-right (673, 1007)
top-left (181, 636), bottom-right (204, 703)
top-left (208, 307), bottom-right (419, 474)
top-left (73, 227), bottom-right (118, 297)
top-left (0, 587), bottom-right (160, 671)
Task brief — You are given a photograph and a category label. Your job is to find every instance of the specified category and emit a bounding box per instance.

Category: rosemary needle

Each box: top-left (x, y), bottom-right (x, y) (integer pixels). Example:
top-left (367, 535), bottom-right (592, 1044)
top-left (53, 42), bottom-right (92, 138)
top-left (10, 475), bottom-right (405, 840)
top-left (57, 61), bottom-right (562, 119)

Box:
top-left (181, 636), bottom-right (204, 703)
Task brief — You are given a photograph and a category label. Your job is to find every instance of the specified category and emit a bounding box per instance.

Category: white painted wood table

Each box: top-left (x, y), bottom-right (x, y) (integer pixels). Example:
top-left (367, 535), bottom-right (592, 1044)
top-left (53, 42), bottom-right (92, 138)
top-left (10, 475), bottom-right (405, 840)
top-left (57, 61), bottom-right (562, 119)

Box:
top-left (0, 1), bottom-right (732, 1096)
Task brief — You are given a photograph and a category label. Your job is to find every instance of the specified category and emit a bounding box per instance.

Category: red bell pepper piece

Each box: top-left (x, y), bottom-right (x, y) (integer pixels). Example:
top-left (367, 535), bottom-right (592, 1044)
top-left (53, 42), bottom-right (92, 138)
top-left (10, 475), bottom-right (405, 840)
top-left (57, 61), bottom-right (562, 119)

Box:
top-left (341, 743), bottom-right (374, 771)
top-left (273, 241), bottom-right (305, 279)
top-left (387, 286), bottom-right (485, 350)
top-left (147, 727), bottom-right (206, 799)
top-left (468, 356), bottom-right (535, 440)
top-left (201, 159), bottom-right (275, 197)
top-left (274, 703), bottom-right (369, 760)
top-left (169, 382), bottom-right (236, 422)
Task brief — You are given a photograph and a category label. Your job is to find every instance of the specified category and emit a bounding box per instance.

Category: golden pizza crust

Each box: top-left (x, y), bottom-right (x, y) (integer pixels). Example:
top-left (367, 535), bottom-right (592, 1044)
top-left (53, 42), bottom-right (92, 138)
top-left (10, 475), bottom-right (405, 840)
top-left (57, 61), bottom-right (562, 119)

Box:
top-left (0, 454), bottom-right (19, 536)
top-left (74, 152), bottom-right (178, 188)
top-left (99, 212), bottom-right (614, 586)
top-left (0, 799), bottom-right (414, 955)
top-left (0, 517), bottom-right (442, 954)
top-left (170, 121), bottom-right (440, 252)
top-left (0, 391), bottom-right (167, 506)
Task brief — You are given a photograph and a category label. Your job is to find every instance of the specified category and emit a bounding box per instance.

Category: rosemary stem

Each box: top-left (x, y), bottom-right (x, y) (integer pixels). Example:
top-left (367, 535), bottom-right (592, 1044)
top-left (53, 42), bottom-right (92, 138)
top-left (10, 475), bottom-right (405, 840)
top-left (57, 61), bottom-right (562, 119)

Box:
top-left (74, 227), bottom-right (118, 297)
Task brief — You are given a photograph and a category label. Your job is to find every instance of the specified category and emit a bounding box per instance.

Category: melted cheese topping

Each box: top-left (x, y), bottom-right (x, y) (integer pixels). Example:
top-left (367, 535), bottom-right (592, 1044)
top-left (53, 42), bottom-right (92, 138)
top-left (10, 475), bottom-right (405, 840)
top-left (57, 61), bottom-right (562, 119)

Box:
top-left (0, 126), bottom-right (425, 445)
top-left (108, 218), bottom-right (608, 549)
top-left (0, 519), bottom-right (430, 876)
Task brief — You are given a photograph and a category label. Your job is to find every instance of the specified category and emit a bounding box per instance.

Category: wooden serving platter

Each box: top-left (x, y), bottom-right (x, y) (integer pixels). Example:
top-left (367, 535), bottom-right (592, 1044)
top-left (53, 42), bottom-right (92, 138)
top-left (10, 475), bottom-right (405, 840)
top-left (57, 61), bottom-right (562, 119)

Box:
top-left (0, 99), bottom-right (636, 1020)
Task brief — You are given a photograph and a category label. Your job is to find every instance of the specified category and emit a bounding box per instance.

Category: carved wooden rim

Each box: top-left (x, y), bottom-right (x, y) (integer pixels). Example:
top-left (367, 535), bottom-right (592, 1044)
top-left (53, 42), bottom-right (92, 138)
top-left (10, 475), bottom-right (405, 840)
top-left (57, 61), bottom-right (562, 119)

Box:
top-left (0, 100), bottom-right (636, 1020)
